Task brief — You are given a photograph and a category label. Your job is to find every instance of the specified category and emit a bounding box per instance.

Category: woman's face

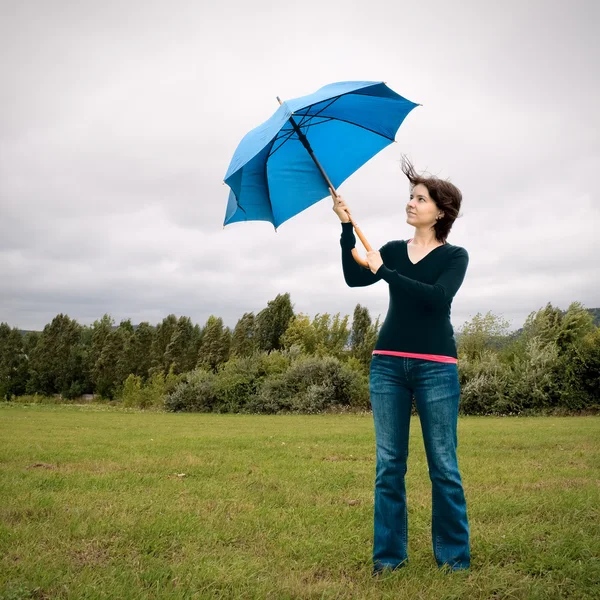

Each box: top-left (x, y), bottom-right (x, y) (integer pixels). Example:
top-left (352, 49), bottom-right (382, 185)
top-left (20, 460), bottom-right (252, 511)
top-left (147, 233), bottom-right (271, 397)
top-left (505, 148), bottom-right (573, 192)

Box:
top-left (405, 183), bottom-right (442, 227)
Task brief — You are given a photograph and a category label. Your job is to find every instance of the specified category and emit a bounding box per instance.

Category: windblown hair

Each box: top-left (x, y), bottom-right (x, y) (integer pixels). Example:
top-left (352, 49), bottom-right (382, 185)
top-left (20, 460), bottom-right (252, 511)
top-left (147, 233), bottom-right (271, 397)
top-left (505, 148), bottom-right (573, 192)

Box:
top-left (401, 156), bottom-right (462, 244)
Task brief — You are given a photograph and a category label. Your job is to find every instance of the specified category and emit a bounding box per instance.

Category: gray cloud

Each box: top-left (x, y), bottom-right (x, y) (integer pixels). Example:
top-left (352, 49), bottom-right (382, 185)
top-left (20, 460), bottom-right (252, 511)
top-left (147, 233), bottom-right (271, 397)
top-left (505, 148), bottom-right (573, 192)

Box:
top-left (1, 0), bottom-right (599, 332)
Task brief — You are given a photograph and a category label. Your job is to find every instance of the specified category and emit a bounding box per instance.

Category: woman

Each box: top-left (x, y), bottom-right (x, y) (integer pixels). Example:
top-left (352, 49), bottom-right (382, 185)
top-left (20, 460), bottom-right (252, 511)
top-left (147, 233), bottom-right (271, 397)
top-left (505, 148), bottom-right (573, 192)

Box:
top-left (332, 157), bottom-right (470, 574)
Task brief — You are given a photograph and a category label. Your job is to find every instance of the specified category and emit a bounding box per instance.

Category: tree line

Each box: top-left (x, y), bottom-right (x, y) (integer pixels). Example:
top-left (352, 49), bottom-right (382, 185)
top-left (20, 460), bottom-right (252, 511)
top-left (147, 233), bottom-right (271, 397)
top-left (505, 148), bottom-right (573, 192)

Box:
top-left (1, 295), bottom-right (598, 414)
top-left (0, 294), bottom-right (376, 399)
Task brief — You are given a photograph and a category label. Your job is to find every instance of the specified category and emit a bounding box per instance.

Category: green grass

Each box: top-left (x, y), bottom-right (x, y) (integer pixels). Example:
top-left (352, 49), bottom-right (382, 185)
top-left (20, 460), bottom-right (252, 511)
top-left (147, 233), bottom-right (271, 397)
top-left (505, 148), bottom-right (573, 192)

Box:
top-left (0, 404), bottom-right (598, 599)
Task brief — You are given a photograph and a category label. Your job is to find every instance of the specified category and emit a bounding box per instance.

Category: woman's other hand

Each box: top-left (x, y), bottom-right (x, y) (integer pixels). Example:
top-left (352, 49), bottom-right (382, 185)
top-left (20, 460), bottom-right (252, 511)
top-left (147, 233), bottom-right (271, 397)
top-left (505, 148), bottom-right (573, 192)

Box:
top-left (366, 251), bottom-right (383, 274)
top-left (330, 188), bottom-right (351, 223)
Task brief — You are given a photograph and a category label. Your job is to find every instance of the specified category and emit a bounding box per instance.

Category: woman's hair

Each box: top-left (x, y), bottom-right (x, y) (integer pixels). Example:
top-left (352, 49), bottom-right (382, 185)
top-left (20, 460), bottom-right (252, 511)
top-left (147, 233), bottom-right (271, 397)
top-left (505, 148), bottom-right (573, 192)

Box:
top-left (401, 156), bottom-right (462, 243)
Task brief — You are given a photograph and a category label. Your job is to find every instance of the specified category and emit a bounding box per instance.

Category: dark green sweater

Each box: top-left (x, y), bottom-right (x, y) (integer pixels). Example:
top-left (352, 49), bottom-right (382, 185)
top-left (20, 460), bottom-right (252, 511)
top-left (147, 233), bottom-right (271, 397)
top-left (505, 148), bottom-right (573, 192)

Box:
top-left (340, 222), bottom-right (469, 358)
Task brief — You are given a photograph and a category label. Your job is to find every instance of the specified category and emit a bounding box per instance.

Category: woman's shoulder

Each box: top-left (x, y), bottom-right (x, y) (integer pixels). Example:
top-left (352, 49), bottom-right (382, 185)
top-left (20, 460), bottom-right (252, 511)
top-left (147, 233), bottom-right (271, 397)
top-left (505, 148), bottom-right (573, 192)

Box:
top-left (443, 242), bottom-right (469, 261)
top-left (380, 239), bottom-right (468, 258)
top-left (381, 239), bottom-right (408, 248)
top-left (379, 239), bottom-right (407, 254)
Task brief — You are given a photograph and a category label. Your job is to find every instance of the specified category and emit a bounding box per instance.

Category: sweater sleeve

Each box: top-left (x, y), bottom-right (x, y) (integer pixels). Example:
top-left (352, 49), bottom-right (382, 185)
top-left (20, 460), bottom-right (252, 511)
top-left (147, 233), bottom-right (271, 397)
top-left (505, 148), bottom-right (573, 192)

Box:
top-left (340, 222), bottom-right (387, 287)
top-left (375, 247), bottom-right (469, 308)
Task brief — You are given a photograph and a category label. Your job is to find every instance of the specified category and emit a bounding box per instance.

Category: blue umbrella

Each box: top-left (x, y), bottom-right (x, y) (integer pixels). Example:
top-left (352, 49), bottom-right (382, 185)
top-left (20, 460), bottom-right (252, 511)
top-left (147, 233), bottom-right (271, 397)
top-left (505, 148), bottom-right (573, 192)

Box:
top-left (223, 80), bottom-right (419, 265)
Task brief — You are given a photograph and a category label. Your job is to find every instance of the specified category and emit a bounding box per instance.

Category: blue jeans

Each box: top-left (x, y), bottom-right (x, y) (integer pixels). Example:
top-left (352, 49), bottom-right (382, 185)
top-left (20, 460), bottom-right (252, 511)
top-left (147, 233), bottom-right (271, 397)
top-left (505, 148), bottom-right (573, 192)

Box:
top-left (369, 354), bottom-right (470, 571)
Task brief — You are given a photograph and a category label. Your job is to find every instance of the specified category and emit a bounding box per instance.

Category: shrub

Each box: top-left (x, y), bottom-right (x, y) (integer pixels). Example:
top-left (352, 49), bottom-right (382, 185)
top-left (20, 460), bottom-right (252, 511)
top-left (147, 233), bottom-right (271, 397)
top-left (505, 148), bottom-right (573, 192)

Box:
top-left (164, 353), bottom-right (368, 414)
top-left (213, 356), bottom-right (263, 413)
top-left (121, 374), bottom-right (143, 408)
top-left (506, 336), bottom-right (559, 411)
top-left (256, 355), bottom-right (368, 414)
top-left (211, 351), bottom-right (292, 413)
top-left (458, 350), bottom-right (510, 414)
top-left (578, 328), bottom-right (600, 404)
top-left (121, 370), bottom-right (180, 409)
top-left (164, 369), bottom-right (217, 412)
top-left (551, 326), bottom-right (600, 411)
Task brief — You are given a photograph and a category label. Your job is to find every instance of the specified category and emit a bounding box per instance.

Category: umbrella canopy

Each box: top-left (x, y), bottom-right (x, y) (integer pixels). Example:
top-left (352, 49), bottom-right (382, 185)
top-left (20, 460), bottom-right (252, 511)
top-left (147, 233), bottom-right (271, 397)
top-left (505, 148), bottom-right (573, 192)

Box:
top-left (223, 81), bottom-right (419, 229)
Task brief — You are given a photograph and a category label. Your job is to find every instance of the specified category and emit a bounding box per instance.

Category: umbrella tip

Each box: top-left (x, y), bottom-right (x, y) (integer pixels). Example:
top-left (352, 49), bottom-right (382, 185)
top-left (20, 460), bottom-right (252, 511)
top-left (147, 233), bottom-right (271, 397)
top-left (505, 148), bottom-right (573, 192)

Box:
top-left (276, 96), bottom-right (283, 105)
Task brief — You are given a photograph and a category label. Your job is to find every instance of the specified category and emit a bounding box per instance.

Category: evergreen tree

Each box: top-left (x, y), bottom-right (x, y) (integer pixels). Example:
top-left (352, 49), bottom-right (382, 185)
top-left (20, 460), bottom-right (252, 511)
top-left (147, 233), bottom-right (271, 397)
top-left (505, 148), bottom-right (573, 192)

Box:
top-left (151, 314), bottom-right (178, 374)
top-left (88, 315), bottom-right (115, 391)
top-left (0, 324), bottom-right (28, 399)
top-left (190, 324), bottom-right (203, 367)
top-left (197, 316), bottom-right (230, 371)
top-left (255, 293), bottom-right (294, 352)
top-left (230, 312), bottom-right (258, 358)
top-left (350, 305), bottom-right (380, 367)
top-left (23, 331), bottom-right (40, 357)
top-left (165, 316), bottom-right (197, 374)
top-left (28, 314), bottom-right (84, 396)
top-left (93, 323), bottom-right (133, 399)
top-left (222, 326), bottom-right (232, 365)
top-left (115, 319), bottom-right (136, 382)
top-left (131, 322), bottom-right (155, 378)
top-left (350, 304), bottom-right (370, 363)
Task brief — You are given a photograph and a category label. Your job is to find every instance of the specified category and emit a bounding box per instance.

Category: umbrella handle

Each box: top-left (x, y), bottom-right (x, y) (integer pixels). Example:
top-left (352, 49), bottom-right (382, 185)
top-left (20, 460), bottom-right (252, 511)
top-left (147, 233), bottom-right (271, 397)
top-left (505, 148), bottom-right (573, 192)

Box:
top-left (347, 215), bottom-right (373, 269)
top-left (329, 185), bottom-right (373, 270)
top-left (351, 247), bottom-right (369, 268)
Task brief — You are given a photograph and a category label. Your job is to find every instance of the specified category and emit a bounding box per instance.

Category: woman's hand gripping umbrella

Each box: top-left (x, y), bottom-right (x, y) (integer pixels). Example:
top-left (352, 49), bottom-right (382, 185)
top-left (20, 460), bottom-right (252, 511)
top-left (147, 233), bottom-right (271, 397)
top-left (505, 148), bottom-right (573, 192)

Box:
top-left (330, 188), bottom-right (382, 271)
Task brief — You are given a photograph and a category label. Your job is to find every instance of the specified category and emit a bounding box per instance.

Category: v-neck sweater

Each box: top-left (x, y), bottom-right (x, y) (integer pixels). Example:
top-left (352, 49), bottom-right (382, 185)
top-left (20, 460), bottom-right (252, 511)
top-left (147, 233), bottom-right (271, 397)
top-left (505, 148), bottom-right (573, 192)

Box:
top-left (340, 222), bottom-right (469, 362)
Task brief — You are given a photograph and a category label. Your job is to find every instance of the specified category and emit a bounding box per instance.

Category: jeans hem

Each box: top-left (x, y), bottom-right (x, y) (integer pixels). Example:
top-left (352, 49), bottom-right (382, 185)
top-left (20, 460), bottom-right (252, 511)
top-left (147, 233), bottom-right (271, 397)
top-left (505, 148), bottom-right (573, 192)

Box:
top-left (437, 561), bottom-right (470, 572)
top-left (372, 559), bottom-right (409, 575)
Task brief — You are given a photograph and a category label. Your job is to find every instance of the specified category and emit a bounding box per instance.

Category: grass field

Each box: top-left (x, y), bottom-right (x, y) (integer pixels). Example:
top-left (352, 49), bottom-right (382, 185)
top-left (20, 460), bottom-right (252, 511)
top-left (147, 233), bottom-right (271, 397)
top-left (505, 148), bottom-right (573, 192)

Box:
top-left (0, 404), bottom-right (598, 599)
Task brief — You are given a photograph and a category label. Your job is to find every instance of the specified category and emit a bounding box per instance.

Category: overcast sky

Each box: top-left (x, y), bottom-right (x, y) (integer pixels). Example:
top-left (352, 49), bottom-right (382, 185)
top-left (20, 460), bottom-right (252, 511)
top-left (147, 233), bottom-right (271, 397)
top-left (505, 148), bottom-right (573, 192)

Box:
top-left (1, 0), bottom-right (599, 334)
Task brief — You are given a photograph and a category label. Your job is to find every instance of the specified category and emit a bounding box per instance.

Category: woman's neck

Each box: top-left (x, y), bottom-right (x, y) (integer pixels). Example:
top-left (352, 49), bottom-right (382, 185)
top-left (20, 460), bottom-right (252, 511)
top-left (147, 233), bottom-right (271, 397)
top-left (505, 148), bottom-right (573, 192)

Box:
top-left (410, 228), bottom-right (443, 247)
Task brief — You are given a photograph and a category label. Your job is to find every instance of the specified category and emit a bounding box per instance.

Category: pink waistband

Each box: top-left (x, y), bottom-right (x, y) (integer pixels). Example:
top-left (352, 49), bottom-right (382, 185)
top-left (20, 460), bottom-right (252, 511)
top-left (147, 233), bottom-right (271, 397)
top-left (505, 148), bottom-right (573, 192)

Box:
top-left (372, 349), bottom-right (457, 364)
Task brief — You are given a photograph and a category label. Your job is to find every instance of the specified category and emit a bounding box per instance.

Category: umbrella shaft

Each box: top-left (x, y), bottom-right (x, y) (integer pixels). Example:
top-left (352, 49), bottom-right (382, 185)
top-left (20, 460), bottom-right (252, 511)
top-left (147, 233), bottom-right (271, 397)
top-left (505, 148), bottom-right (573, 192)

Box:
top-left (276, 96), bottom-right (336, 193)
top-left (288, 114), bottom-right (336, 193)
top-left (276, 96), bottom-right (371, 258)
top-left (287, 112), bottom-right (372, 253)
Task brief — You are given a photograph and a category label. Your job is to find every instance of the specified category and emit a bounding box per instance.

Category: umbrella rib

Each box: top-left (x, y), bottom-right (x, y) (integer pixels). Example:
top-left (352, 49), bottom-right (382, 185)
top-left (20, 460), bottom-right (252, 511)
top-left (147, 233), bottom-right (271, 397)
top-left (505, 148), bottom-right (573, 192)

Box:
top-left (267, 113), bottom-right (394, 162)
top-left (269, 91), bottom-right (396, 158)
top-left (267, 97), bottom-right (343, 159)
top-left (293, 113), bottom-right (395, 142)
top-left (267, 118), bottom-right (335, 160)
top-left (294, 97), bottom-right (341, 130)
top-left (268, 129), bottom-right (296, 158)
top-left (293, 88), bottom-right (406, 142)
top-left (296, 117), bottom-right (334, 129)
top-left (297, 96), bottom-right (340, 123)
